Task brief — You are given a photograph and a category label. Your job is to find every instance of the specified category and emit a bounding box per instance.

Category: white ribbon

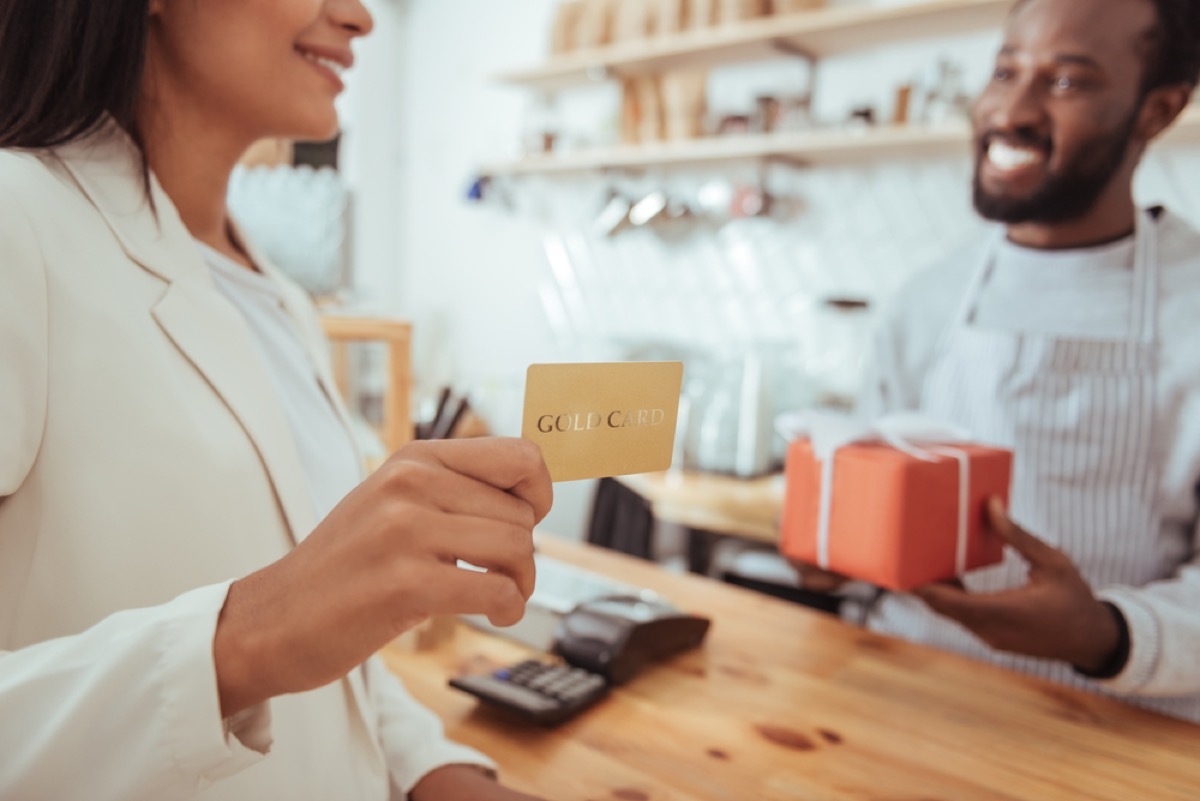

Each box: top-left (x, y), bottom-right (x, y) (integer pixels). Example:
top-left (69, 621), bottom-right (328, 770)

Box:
top-left (777, 411), bottom-right (974, 576)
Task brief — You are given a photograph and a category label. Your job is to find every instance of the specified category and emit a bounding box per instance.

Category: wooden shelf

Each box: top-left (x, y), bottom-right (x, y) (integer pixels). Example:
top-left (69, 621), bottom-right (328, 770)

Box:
top-left (483, 107), bottom-right (1200, 176)
top-left (485, 122), bottom-right (969, 175)
top-left (495, 0), bottom-right (1011, 92)
top-left (489, 0), bottom-right (1200, 174)
top-left (319, 315), bottom-right (413, 456)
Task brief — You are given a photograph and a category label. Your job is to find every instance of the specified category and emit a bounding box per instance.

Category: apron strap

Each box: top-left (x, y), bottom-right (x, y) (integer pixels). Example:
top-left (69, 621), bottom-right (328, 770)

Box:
top-left (952, 229), bottom-right (1005, 329)
top-left (1132, 208), bottom-right (1161, 347)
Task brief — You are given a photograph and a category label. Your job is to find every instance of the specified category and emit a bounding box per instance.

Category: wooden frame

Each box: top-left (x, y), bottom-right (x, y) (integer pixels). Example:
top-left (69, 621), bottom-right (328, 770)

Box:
top-left (319, 315), bottom-right (414, 455)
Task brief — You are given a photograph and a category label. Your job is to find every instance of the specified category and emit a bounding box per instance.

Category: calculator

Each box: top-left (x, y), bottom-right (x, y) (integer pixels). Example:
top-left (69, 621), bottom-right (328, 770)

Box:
top-left (449, 659), bottom-right (609, 726)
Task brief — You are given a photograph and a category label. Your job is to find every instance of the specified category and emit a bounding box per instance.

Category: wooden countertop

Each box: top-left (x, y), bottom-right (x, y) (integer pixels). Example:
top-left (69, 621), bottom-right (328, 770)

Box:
top-left (616, 470), bottom-right (784, 543)
top-left (380, 536), bottom-right (1200, 801)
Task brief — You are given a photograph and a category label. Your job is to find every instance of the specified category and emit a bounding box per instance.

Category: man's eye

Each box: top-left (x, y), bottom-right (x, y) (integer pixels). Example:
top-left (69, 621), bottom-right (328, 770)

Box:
top-left (1053, 76), bottom-right (1080, 91)
top-left (992, 66), bottom-right (1014, 81)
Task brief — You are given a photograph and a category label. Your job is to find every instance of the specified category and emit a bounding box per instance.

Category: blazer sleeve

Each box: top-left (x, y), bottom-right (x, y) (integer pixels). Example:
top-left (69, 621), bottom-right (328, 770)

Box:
top-left (0, 188), bottom-right (48, 496)
top-left (361, 656), bottom-right (495, 798)
top-left (0, 584), bottom-right (274, 800)
top-left (0, 189), bottom-right (270, 799)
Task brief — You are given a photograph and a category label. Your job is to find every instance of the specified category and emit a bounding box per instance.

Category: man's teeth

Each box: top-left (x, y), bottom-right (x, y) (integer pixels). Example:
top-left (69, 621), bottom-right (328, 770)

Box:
top-left (987, 141), bottom-right (1046, 171)
top-left (302, 51), bottom-right (344, 76)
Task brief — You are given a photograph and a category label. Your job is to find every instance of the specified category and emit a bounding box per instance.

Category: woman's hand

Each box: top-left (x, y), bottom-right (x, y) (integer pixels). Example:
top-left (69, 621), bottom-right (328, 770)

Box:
top-left (214, 437), bottom-right (553, 717)
top-left (411, 765), bottom-right (548, 801)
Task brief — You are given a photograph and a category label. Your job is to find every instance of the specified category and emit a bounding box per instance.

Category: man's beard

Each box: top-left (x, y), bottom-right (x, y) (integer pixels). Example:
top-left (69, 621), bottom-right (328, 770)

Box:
top-left (972, 110), bottom-right (1138, 224)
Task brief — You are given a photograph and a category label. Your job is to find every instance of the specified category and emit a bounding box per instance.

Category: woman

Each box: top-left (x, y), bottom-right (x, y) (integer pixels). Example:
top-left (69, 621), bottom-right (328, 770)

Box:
top-left (0, 1), bottom-right (552, 798)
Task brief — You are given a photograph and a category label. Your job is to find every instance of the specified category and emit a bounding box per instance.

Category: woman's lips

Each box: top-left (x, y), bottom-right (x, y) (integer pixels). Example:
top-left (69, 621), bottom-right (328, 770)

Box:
top-left (296, 45), bottom-right (351, 90)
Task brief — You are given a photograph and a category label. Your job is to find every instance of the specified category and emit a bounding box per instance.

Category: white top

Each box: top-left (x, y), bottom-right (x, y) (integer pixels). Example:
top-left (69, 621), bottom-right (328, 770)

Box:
top-left (200, 243), bottom-right (361, 520)
top-left (196, 243), bottom-right (494, 789)
top-left (860, 210), bottom-right (1200, 716)
top-left (972, 234), bottom-right (1135, 339)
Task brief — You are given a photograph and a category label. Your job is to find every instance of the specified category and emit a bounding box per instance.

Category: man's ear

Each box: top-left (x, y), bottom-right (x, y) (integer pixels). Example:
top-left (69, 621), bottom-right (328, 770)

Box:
top-left (1136, 83), bottom-right (1193, 143)
top-left (149, 0), bottom-right (164, 16)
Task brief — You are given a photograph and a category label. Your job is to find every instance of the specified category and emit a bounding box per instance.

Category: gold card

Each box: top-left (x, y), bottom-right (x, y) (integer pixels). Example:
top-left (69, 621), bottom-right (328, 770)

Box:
top-left (522, 362), bottom-right (684, 482)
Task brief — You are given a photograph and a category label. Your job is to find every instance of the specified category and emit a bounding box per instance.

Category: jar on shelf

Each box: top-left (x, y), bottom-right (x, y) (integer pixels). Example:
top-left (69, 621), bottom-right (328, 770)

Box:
top-left (687, 0), bottom-right (719, 29)
top-left (520, 96), bottom-right (561, 155)
top-left (770, 0), bottom-right (824, 13)
top-left (651, 0), bottom-right (688, 34)
top-left (575, 0), bottom-right (616, 48)
top-left (549, 1), bottom-right (585, 54)
top-left (718, 0), bottom-right (767, 25)
top-left (661, 69), bottom-right (709, 140)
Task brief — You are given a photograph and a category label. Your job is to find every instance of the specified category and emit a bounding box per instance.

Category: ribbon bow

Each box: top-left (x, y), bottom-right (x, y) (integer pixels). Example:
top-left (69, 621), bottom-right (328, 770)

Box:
top-left (777, 411), bottom-right (975, 576)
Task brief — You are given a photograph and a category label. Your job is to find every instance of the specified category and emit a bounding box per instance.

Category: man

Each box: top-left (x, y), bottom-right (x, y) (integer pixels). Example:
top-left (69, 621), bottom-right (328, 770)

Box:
top-left (812, 0), bottom-right (1200, 722)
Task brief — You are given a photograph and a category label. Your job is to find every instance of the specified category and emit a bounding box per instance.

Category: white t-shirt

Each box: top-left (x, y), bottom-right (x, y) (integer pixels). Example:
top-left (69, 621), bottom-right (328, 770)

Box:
top-left (972, 234), bottom-right (1135, 339)
top-left (199, 242), bottom-right (361, 521)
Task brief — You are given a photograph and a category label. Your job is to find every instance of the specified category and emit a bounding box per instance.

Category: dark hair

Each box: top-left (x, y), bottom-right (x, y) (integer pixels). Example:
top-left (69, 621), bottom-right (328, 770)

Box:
top-left (0, 0), bottom-right (150, 155)
top-left (1141, 0), bottom-right (1200, 91)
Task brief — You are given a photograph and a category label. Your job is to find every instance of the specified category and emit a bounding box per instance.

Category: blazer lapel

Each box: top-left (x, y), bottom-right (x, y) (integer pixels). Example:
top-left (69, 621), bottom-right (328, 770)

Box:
top-left (55, 124), bottom-right (319, 544)
top-left (152, 272), bottom-right (320, 543)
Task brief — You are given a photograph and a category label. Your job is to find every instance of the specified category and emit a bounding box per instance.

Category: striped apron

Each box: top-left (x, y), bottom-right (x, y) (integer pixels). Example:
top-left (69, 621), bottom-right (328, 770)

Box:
top-left (868, 210), bottom-right (1199, 721)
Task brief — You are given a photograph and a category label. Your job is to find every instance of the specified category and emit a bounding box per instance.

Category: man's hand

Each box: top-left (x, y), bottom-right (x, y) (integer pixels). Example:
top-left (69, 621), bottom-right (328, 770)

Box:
top-left (411, 765), bottom-right (547, 801)
top-left (914, 497), bottom-right (1120, 672)
top-left (214, 437), bottom-right (553, 717)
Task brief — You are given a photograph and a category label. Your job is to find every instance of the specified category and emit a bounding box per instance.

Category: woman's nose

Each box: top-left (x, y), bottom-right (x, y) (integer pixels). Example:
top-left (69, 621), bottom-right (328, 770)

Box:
top-left (328, 0), bottom-right (374, 37)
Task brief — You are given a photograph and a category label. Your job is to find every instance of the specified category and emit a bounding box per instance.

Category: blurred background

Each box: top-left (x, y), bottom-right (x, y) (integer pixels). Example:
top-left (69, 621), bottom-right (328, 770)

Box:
top-left (229, 0), bottom-right (1200, 556)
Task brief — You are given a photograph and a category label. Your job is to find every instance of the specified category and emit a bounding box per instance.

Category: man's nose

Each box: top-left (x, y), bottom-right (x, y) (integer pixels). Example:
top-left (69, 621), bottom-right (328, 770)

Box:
top-left (979, 80), bottom-right (1049, 136)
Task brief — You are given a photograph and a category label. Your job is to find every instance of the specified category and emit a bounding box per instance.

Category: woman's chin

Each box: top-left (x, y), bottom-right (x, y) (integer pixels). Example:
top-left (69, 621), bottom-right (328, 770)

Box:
top-left (277, 110), bottom-right (340, 145)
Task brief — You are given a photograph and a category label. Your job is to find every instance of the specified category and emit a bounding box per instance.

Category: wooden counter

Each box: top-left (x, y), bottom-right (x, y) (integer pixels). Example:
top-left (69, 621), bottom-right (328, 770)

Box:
top-left (381, 536), bottom-right (1200, 801)
top-left (616, 470), bottom-right (784, 544)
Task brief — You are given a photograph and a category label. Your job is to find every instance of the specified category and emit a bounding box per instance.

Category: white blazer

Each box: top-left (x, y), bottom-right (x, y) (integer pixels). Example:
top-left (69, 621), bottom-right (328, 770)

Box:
top-left (0, 124), bottom-right (488, 799)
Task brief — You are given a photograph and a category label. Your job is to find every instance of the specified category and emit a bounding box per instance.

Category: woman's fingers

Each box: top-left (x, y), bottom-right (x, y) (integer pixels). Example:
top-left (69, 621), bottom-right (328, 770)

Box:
top-left (420, 564), bottom-right (529, 627)
top-left (424, 513), bottom-right (538, 600)
top-left (408, 438), bottom-right (553, 524)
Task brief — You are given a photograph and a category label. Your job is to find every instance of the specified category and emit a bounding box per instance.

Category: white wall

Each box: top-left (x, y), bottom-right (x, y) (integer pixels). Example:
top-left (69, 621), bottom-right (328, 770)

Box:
top-left (341, 0), bottom-right (409, 310)
top-left (344, 0), bottom-right (1200, 542)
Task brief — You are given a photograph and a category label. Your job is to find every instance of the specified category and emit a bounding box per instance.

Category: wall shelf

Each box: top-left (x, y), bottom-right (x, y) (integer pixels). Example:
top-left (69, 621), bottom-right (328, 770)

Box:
top-left (485, 122), bottom-right (971, 175)
top-left (494, 0), bottom-right (1011, 92)
top-left (482, 107), bottom-right (1200, 176)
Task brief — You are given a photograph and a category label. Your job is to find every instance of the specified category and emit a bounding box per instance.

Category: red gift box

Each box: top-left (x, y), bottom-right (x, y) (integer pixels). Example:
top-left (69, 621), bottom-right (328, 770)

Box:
top-left (780, 437), bottom-right (1012, 592)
